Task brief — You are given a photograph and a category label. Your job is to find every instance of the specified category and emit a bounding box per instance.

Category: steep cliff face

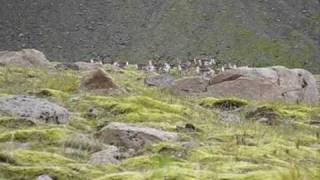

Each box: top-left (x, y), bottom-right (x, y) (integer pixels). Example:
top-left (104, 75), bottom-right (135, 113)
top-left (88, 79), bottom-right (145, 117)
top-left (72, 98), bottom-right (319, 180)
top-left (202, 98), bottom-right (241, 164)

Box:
top-left (0, 0), bottom-right (319, 72)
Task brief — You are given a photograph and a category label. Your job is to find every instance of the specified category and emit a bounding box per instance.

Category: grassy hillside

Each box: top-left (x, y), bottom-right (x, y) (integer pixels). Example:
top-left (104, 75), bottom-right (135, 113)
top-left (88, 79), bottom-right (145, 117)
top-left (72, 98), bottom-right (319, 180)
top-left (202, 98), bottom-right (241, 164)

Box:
top-left (0, 0), bottom-right (319, 72)
top-left (0, 65), bottom-right (319, 180)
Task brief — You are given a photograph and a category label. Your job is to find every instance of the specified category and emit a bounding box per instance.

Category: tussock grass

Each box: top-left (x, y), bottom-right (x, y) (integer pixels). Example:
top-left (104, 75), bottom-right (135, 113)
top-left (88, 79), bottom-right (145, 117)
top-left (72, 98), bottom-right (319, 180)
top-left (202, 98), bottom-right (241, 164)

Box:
top-left (0, 65), bottom-right (319, 180)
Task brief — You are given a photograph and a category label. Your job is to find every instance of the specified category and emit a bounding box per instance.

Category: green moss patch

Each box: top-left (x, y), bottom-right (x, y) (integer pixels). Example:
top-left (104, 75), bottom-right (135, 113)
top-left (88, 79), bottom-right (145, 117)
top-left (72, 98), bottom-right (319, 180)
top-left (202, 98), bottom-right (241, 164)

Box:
top-left (94, 172), bottom-right (143, 180)
top-left (0, 128), bottom-right (68, 144)
top-left (0, 150), bottom-right (75, 166)
top-left (0, 66), bottom-right (79, 94)
top-left (0, 164), bottom-right (79, 180)
top-left (144, 142), bottom-right (188, 158)
top-left (32, 88), bottom-right (70, 104)
top-left (0, 117), bottom-right (36, 129)
top-left (73, 95), bottom-right (188, 123)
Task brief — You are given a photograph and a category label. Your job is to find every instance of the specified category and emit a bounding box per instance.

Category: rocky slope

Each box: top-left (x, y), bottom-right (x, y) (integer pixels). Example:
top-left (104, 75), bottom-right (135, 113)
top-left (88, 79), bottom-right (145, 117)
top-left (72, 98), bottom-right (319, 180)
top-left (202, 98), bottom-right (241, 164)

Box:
top-left (0, 62), bottom-right (319, 179)
top-left (0, 0), bottom-right (320, 72)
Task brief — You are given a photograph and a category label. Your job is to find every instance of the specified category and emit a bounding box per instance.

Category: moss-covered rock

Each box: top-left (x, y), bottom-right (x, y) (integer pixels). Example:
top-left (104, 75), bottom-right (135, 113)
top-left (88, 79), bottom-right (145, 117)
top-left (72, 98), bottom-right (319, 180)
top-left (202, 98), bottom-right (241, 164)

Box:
top-left (246, 106), bottom-right (281, 125)
top-left (200, 97), bottom-right (248, 111)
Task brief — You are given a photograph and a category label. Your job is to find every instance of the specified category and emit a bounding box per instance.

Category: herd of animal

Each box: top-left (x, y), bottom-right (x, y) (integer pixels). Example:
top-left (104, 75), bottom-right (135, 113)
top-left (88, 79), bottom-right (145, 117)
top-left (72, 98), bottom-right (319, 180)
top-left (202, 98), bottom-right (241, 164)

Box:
top-left (89, 57), bottom-right (243, 78)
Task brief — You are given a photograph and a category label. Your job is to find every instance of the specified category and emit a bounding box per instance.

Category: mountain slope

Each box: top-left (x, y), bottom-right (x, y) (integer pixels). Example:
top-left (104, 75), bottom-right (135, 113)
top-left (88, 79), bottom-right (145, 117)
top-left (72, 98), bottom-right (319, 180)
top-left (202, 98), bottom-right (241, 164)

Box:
top-left (0, 0), bottom-right (319, 72)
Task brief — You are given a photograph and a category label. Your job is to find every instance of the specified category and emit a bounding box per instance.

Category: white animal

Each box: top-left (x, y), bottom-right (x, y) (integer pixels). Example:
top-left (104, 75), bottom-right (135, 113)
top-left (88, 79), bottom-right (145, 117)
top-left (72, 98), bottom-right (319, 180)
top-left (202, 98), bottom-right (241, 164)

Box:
top-left (203, 68), bottom-right (215, 80)
top-left (195, 66), bottom-right (200, 75)
top-left (162, 63), bottom-right (171, 73)
top-left (177, 64), bottom-right (182, 72)
top-left (221, 65), bottom-right (225, 72)
top-left (113, 61), bottom-right (119, 67)
top-left (204, 61), bottom-right (210, 66)
top-left (147, 60), bottom-right (155, 72)
top-left (210, 58), bottom-right (216, 65)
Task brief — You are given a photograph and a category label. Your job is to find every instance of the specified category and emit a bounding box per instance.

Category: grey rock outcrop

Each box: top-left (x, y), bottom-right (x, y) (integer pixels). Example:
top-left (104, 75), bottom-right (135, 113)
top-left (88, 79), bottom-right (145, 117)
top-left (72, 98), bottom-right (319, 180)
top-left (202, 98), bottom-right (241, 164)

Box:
top-left (171, 77), bottom-right (209, 94)
top-left (0, 49), bottom-right (49, 67)
top-left (0, 96), bottom-right (69, 124)
top-left (171, 66), bottom-right (319, 104)
top-left (97, 122), bottom-right (178, 150)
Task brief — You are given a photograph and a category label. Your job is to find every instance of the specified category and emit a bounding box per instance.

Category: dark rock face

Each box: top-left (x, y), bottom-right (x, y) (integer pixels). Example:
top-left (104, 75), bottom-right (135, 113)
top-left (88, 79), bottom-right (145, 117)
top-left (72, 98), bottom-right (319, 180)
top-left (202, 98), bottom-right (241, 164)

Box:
top-left (0, 1), bottom-right (319, 72)
top-left (0, 96), bottom-right (69, 124)
top-left (79, 68), bottom-right (123, 94)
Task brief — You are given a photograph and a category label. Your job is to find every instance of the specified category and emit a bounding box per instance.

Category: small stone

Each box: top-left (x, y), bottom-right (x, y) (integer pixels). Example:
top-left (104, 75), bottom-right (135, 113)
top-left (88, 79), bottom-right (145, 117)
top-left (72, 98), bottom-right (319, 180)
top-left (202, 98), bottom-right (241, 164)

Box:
top-left (36, 175), bottom-right (53, 180)
top-left (218, 112), bottom-right (241, 123)
top-left (88, 145), bottom-right (121, 165)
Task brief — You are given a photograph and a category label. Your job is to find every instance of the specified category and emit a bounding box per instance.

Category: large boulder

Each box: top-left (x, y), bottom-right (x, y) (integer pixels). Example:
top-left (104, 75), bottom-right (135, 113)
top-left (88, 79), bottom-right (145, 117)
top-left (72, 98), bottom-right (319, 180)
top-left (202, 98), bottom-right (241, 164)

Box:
top-left (172, 66), bottom-right (319, 104)
top-left (97, 122), bottom-right (178, 150)
top-left (79, 68), bottom-right (123, 94)
top-left (0, 96), bottom-right (69, 124)
top-left (171, 77), bottom-right (209, 94)
top-left (291, 68), bottom-right (319, 104)
top-left (144, 74), bottom-right (175, 87)
top-left (206, 67), bottom-right (283, 101)
top-left (0, 49), bottom-right (49, 67)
